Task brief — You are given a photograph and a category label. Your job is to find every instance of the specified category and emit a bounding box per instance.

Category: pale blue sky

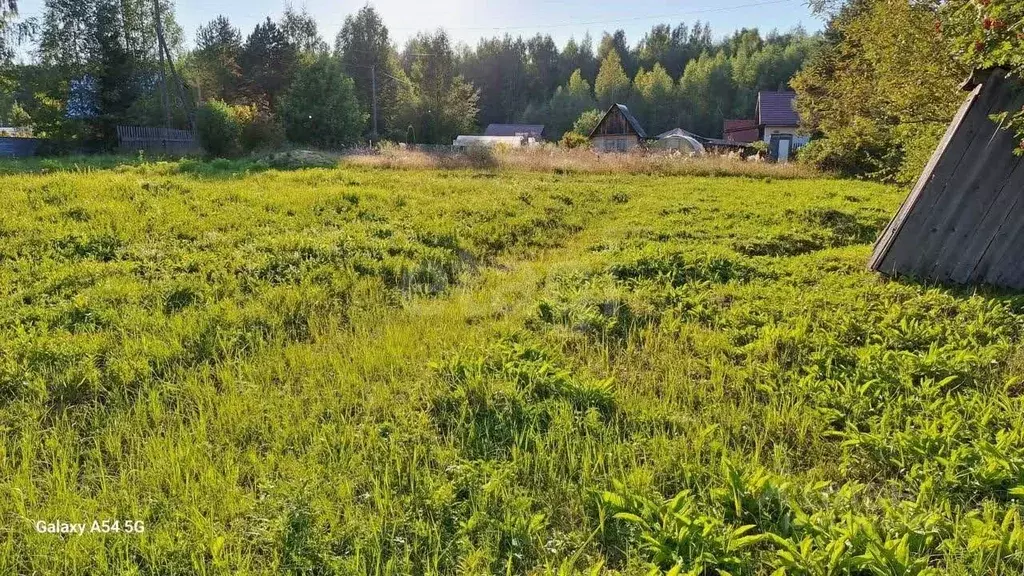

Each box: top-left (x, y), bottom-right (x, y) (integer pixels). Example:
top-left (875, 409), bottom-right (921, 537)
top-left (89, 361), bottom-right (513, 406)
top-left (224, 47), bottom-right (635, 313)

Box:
top-left (16, 0), bottom-right (822, 55)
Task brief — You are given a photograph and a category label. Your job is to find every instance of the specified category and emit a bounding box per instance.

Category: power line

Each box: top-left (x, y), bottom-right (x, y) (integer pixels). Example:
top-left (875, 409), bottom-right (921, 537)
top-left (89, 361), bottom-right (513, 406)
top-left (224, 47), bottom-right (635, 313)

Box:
top-left (378, 69), bottom-right (414, 89)
top-left (346, 62), bottom-right (416, 87)
top-left (343, 47), bottom-right (438, 57)
top-left (389, 0), bottom-right (800, 32)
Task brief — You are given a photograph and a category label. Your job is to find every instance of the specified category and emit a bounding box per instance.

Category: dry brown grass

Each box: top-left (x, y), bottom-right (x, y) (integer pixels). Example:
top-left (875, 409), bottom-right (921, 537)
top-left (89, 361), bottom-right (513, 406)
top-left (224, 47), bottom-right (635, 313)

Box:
top-left (341, 144), bottom-right (825, 179)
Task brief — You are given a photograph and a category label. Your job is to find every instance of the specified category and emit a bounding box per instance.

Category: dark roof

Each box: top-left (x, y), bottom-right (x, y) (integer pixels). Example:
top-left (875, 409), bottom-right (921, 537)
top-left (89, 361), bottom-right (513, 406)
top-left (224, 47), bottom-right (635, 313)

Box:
top-left (484, 124), bottom-right (545, 137)
top-left (723, 119), bottom-right (759, 143)
top-left (756, 91), bottom-right (799, 127)
top-left (589, 104), bottom-right (647, 139)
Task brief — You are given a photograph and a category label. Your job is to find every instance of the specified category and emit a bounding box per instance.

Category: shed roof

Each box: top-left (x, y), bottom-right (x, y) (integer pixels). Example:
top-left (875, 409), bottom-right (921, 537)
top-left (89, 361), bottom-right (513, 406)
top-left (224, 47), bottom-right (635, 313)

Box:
top-left (484, 124), bottom-right (545, 137)
top-left (756, 92), bottom-right (799, 127)
top-left (589, 104), bottom-right (647, 139)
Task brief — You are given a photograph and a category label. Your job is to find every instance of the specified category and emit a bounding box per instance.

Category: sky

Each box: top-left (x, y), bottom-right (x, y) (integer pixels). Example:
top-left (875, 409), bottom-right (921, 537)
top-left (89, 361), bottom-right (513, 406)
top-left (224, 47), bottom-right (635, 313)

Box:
top-left (14, 0), bottom-right (824, 55)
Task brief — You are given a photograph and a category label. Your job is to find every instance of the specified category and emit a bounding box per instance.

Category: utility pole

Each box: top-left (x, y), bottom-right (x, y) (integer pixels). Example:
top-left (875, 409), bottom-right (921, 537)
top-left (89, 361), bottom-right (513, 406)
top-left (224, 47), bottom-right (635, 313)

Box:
top-left (153, 0), bottom-right (195, 130)
top-left (370, 64), bottom-right (378, 143)
top-left (153, 0), bottom-right (171, 131)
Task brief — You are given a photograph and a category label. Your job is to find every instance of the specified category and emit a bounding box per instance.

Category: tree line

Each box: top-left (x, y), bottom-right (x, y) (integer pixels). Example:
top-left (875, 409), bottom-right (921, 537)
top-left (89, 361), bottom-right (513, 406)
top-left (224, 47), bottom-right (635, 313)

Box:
top-left (3, 0), bottom-right (1021, 185)
top-left (0, 2), bottom-right (819, 152)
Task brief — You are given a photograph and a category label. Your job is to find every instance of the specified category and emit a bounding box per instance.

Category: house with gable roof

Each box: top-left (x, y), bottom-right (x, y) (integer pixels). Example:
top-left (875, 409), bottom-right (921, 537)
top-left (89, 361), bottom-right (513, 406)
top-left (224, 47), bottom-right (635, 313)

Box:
top-left (755, 91), bottom-right (809, 161)
top-left (588, 103), bottom-right (647, 152)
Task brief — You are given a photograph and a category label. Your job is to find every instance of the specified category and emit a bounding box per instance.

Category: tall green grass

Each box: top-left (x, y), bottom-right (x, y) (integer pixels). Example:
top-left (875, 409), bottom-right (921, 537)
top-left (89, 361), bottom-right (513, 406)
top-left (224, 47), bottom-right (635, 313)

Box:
top-left (1, 159), bottom-right (1021, 575)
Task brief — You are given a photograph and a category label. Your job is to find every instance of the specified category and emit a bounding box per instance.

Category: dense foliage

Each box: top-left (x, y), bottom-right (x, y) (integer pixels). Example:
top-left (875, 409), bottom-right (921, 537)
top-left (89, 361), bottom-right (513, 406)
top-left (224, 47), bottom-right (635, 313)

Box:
top-left (520, 27), bottom-right (818, 140)
top-left (1, 1), bottom-right (818, 149)
top-left (2, 160), bottom-right (1023, 573)
top-left (3, 0), bottom-right (1019, 167)
top-left (944, 0), bottom-right (1024, 153)
top-left (280, 55), bottom-right (365, 148)
top-left (2, 0), bottom-right (184, 147)
top-left (795, 0), bottom-right (1024, 182)
top-left (195, 99), bottom-right (240, 157)
top-left (336, 5), bottom-right (412, 140)
top-left (793, 0), bottom-right (966, 183)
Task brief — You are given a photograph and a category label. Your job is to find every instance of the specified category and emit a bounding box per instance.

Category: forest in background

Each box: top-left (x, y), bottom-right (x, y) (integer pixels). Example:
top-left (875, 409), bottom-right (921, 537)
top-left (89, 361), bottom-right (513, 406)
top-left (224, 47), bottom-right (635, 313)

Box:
top-left (0, 0), bottom-right (817, 149)
top-left (0, 0), bottom-right (1021, 186)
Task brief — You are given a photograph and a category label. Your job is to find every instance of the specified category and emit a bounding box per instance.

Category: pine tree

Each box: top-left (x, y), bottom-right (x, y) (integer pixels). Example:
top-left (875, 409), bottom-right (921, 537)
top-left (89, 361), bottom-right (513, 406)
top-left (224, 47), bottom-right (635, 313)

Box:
top-left (240, 17), bottom-right (296, 109)
top-left (193, 15), bottom-right (242, 101)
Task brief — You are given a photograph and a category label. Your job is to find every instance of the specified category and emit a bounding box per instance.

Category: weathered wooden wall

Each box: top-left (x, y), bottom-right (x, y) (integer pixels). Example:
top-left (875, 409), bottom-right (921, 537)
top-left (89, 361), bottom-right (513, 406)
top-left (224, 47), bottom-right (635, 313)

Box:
top-left (869, 69), bottom-right (1024, 289)
top-left (117, 125), bottom-right (200, 156)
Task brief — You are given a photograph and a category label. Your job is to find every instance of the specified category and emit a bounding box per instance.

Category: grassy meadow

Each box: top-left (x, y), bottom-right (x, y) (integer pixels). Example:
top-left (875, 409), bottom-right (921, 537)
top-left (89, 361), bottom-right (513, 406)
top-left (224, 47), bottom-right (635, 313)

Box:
top-left (1, 158), bottom-right (1023, 575)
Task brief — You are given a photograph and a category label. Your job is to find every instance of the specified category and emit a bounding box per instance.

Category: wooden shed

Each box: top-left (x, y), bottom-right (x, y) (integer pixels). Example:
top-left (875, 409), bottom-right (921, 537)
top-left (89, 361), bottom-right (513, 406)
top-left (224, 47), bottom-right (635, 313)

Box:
top-left (869, 68), bottom-right (1024, 289)
top-left (589, 104), bottom-right (647, 152)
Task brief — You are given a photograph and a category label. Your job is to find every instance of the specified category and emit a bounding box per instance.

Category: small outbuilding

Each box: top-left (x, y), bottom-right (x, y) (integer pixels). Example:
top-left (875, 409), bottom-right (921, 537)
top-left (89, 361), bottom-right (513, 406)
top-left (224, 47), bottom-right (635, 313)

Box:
top-left (652, 128), bottom-right (705, 155)
top-left (484, 124), bottom-right (545, 140)
top-left (589, 104), bottom-right (647, 152)
top-left (452, 135), bottom-right (537, 148)
top-left (869, 68), bottom-right (1024, 289)
top-left (755, 91), bottom-right (809, 162)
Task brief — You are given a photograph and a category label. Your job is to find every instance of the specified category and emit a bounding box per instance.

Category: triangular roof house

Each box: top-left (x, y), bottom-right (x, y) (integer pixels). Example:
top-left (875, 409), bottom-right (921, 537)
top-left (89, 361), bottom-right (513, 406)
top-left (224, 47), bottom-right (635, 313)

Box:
top-left (588, 104), bottom-right (647, 152)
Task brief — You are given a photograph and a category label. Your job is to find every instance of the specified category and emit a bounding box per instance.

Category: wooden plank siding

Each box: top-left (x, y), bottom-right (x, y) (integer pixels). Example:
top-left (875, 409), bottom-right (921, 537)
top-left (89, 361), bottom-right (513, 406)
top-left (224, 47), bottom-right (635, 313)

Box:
top-left (593, 110), bottom-right (635, 136)
top-left (116, 125), bottom-right (200, 156)
top-left (0, 137), bottom-right (42, 157)
top-left (869, 69), bottom-right (1024, 289)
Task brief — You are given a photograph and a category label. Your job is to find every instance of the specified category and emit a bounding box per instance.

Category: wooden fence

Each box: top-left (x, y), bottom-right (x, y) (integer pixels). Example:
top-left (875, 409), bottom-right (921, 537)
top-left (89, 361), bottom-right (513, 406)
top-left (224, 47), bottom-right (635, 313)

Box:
top-left (116, 125), bottom-right (200, 156)
top-left (869, 68), bottom-right (1024, 289)
top-left (0, 137), bottom-right (42, 158)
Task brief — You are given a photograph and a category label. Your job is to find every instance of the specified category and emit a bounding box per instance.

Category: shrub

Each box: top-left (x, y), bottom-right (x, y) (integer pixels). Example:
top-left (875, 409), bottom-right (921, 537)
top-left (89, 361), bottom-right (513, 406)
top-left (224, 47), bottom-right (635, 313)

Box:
top-left (797, 121), bottom-right (895, 181)
top-left (464, 144), bottom-right (497, 168)
top-left (263, 150), bottom-right (337, 170)
top-left (559, 131), bottom-right (590, 149)
top-left (235, 104), bottom-right (285, 152)
top-left (571, 108), bottom-right (603, 136)
top-left (196, 100), bottom-right (241, 158)
top-left (749, 140), bottom-right (769, 155)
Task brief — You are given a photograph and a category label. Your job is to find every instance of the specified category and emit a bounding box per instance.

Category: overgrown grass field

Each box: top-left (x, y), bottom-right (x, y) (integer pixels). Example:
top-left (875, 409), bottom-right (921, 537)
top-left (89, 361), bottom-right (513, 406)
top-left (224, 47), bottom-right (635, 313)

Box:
top-left (1, 159), bottom-right (1022, 575)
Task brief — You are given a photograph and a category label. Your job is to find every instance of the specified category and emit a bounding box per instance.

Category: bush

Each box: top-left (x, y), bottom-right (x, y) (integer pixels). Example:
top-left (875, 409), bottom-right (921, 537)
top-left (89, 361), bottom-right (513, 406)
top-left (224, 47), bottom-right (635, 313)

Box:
top-left (571, 109), bottom-right (603, 136)
top-left (464, 144), bottom-right (498, 168)
top-left (196, 100), bottom-right (241, 158)
top-left (796, 118), bottom-right (947, 185)
top-left (263, 150), bottom-right (337, 170)
top-left (235, 104), bottom-right (285, 152)
top-left (559, 132), bottom-right (590, 149)
top-left (281, 55), bottom-right (366, 149)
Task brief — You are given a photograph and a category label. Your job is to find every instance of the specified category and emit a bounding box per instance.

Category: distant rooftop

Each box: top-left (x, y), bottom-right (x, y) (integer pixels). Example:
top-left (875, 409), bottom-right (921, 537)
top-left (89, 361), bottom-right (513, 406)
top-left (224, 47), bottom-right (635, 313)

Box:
top-left (723, 119), bottom-right (759, 143)
top-left (484, 124), bottom-right (545, 137)
top-left (756, 91), bottom-right (799, 127)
